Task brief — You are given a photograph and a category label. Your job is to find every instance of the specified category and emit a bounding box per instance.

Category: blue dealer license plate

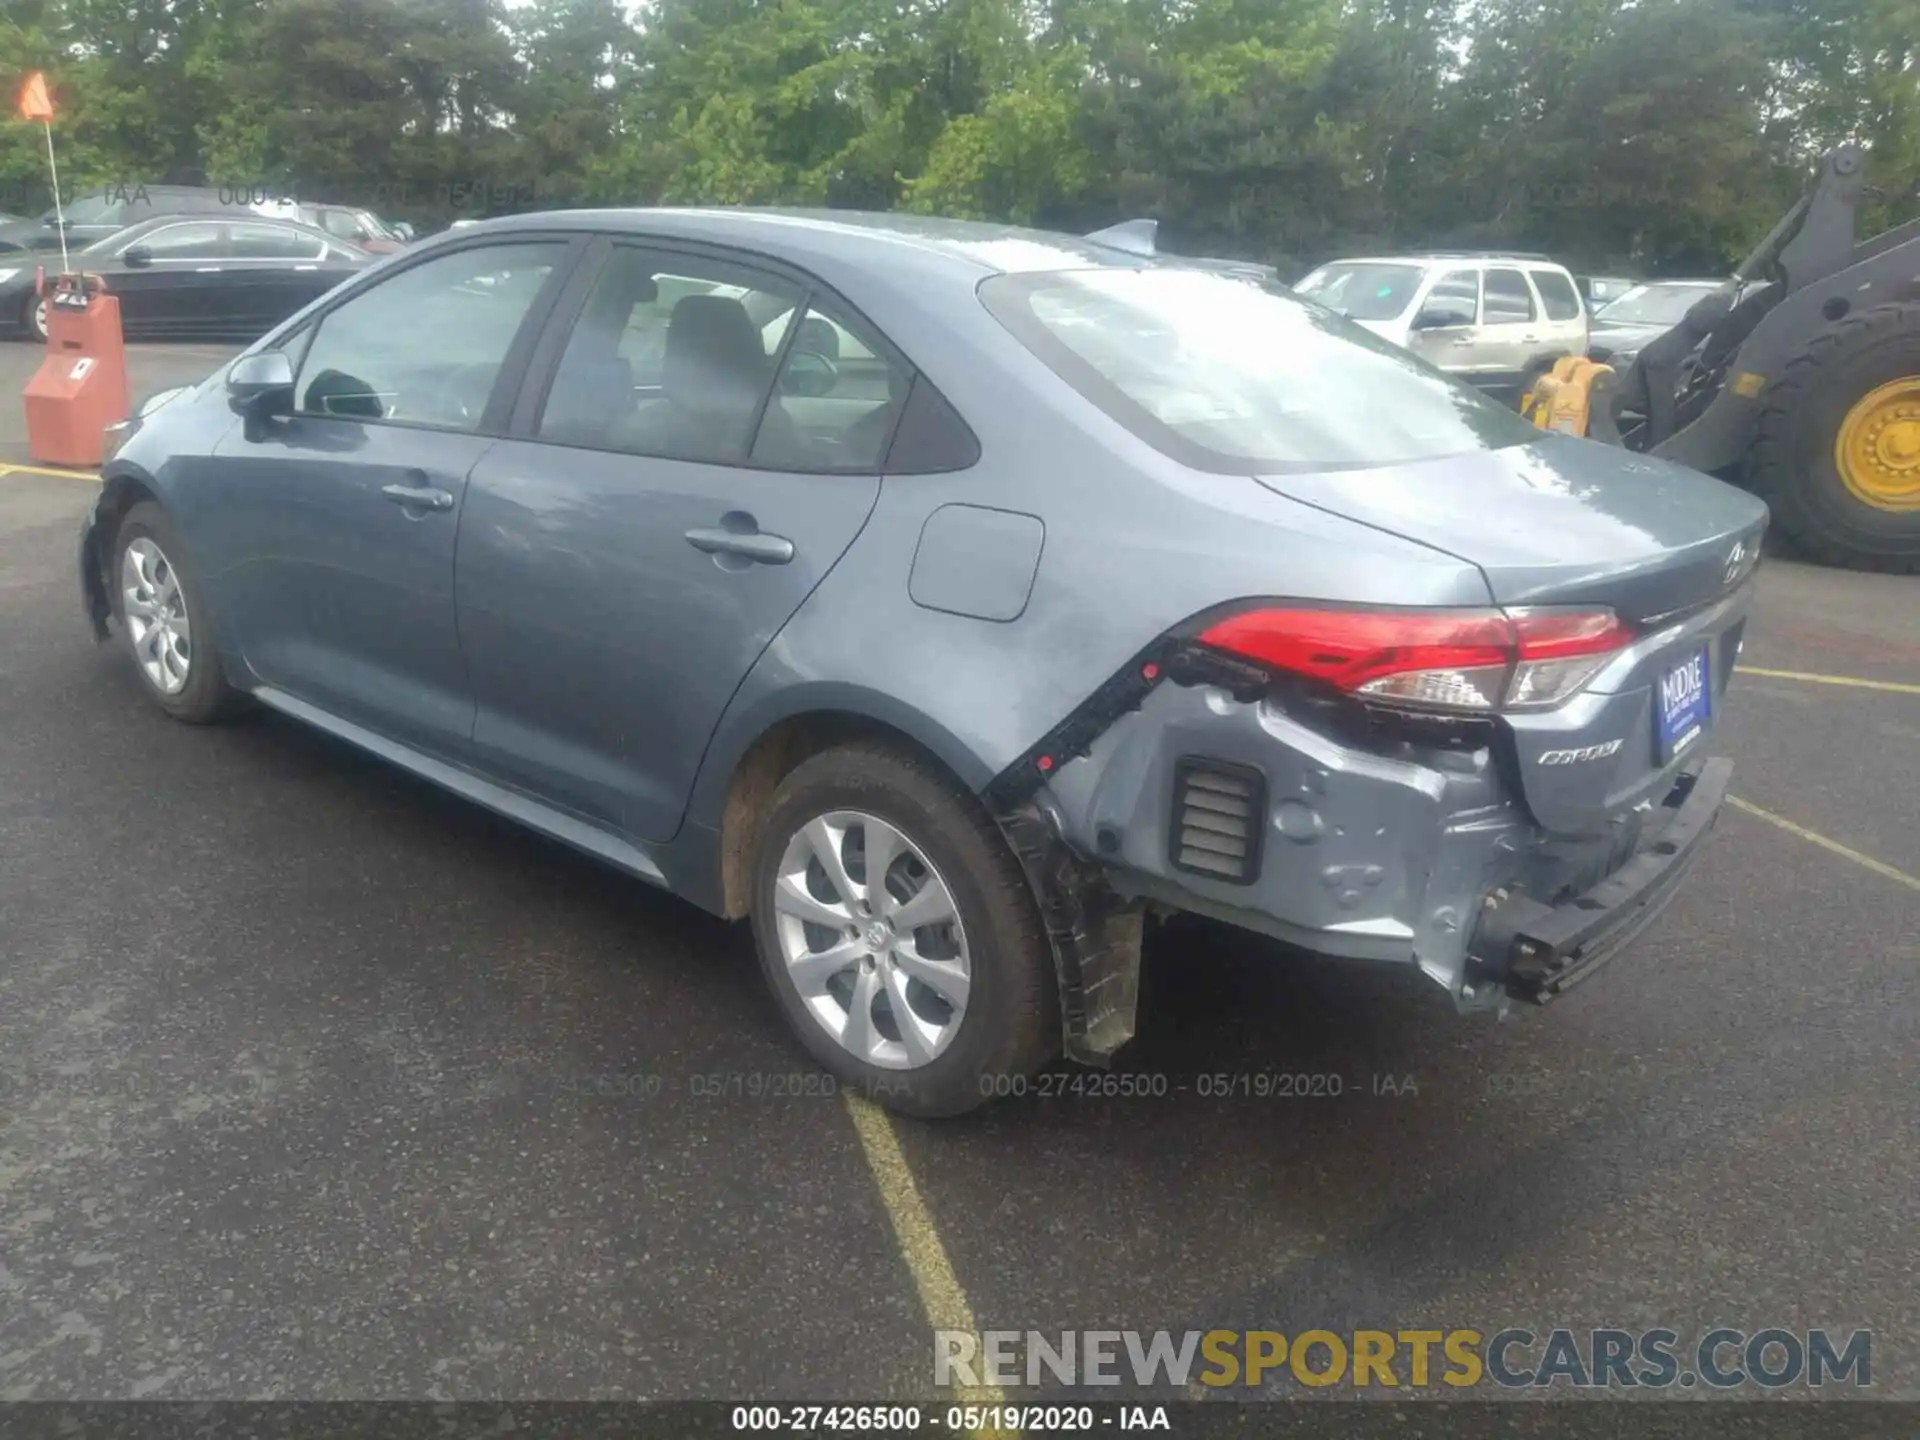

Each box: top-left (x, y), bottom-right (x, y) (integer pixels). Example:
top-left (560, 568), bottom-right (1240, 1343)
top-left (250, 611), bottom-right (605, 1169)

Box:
top-left (1656, 647), bottom-right (1712, 762)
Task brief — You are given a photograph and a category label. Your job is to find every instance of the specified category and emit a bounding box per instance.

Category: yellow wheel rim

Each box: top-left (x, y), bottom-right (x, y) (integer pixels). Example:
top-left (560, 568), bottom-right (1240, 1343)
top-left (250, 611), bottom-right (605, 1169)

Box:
top-left (1835, 376), bottom-right (1920, 511)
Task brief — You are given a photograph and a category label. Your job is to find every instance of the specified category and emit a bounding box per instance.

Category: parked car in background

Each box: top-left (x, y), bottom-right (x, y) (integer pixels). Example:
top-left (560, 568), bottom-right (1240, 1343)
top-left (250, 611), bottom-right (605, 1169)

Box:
top-left (1586, 279), bottom-right (1729, 369)
top-left (79, 209), bottom-right (1763, 1116)
top-left (0, 185), bottom-right (270, 256)
top-left (299, 204), bottom-right (408, 254)
top-left (1576, 276), bottom-right (1637, 314)
top-left (1295, 251), bottom-right (1589, 404)
top-left (1, 214), bottom-right (370, 341)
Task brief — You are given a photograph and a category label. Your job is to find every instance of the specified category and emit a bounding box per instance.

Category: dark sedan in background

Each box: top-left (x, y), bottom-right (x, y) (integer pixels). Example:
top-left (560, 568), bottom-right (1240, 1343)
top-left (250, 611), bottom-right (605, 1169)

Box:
top-left (1, 214), bottom-right (372, 342)
top-left (0, 185), bottom-right (269, 257)
top-left (1586, 279), bottom-right (1728, 368)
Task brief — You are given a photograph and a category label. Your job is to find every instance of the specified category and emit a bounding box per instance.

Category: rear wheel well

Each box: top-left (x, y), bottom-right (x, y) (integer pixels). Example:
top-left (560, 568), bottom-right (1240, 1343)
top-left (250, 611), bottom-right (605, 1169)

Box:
top-left (716, 713), bottom-right (973, 919)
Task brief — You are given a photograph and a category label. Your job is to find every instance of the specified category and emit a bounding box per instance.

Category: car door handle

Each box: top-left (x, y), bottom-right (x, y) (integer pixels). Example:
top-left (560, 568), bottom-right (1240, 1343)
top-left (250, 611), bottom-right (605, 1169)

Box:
top-left (1522, 333), bottom-right (1540, 342)
top-left (684, 526), bottom-right (794, 564)
top-left (381, 482), bottom-right (455, 512)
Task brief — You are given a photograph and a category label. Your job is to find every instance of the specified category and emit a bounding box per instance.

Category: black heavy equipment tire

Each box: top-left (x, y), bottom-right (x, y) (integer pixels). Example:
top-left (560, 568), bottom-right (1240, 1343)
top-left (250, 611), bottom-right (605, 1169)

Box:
top-left (1748, 302), bottom-right (1920, 573)
top-left (748, 742), bottom-right (1058, 1119)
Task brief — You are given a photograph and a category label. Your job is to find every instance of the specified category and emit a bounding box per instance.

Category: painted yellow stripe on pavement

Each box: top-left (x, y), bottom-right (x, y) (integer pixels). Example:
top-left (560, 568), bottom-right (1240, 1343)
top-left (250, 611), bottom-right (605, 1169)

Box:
top-left (842, 1092), bottom-right (1013, 1436)
top-left (1727, 796), bottom-right (1920, 894)
top-left (1736, 666), bottom-right (1920, 696)
top-left (0, 461), bottom-right (100, 481)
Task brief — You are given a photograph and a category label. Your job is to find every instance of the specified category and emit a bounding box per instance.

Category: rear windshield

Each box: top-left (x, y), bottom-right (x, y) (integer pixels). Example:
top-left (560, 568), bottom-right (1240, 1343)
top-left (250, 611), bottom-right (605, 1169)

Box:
top-left (980, 267), bottom-right (1539, 473)
top-left (1597, 284), bottom-right (1719, 325)
top-left (1292, 262), bottom-right (1424, 321)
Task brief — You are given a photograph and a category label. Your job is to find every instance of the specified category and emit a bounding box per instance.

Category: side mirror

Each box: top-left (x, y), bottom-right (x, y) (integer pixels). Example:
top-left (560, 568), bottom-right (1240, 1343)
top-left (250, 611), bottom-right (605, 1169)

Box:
top-left (121, 245), bottom-right (153, 269)
top-left (1410, 307), bottom-right (1471, 331)
top-left (227, 351), bottom-right (295, 414)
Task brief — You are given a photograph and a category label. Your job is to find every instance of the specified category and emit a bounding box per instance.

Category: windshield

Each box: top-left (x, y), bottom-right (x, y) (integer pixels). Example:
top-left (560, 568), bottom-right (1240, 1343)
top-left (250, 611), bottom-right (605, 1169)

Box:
top-left (42, 194), bottom-right (123, 226)
top-left (1292, 262), bottom-right (1424, 321)
top-left (1596, 284), bottom-right (1721, 326)
top-left (981, 267), bottom-right (1539, 473)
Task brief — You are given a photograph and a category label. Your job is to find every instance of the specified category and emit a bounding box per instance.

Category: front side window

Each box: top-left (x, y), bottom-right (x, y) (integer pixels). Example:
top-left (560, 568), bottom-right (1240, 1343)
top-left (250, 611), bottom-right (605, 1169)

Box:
top-left (134, 223), bottom-right (226, 261)
top-left (1414, 270), bottom-right (1479, 327)
top-left (294, 241), bottom-right (566, 429)
top-left (1482, 268), bottom-right (1538, 324)
top-left (537, 246), bottom-right (804, 465)
top-left (982, 267), bottom-right (1538, 474)
top-left (1530, 269), bottom-right (1583, 321)
top-left (1293, 262), bottom-right (1425, 321)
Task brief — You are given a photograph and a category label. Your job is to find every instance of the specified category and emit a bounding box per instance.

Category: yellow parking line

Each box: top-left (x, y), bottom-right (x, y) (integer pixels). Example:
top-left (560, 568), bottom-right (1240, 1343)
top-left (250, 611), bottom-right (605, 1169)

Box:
top-left (842, 1093), bottom-right (1012, 1434)
top-left (1727, 797), bottom-right (1920, 894)
top-left (0, 461), bottom-right (100, 482)
top-left (1736, 666), bottom-right (1920, 696)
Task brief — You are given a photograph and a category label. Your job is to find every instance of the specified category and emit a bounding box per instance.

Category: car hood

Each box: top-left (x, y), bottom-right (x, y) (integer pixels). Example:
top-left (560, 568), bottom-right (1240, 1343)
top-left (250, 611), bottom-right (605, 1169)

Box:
top-left (1349, 318), bottom-right (1407, 341)
top-left (1255, 438), bottom-right (1769, 623)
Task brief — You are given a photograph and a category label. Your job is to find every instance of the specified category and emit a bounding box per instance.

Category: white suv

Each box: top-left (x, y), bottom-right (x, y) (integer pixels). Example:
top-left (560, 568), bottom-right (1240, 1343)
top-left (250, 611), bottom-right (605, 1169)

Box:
top-left (1295, 252), bottom-right (1589, 405)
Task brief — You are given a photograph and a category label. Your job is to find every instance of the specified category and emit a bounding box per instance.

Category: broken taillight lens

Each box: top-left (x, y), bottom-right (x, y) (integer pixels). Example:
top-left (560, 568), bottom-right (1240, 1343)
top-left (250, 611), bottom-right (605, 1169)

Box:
top-left (1196, 605), bottom-right (1633, 714)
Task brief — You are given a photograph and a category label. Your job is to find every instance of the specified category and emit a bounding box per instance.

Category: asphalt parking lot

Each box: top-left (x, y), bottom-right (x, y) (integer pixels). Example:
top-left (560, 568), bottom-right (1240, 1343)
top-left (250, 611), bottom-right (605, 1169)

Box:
top-left (2, 340), bottom-right (1917, 1406)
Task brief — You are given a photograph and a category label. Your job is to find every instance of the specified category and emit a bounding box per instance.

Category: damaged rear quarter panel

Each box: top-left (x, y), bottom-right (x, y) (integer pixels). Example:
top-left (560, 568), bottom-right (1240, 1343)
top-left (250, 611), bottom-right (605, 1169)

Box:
top-left (1037, 681), bottom-right (1538, 995)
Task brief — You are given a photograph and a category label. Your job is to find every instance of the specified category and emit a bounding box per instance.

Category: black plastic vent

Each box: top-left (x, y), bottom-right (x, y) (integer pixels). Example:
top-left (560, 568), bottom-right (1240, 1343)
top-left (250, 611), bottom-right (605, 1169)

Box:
top-left (1170, 758), bottom-right (1266, 884)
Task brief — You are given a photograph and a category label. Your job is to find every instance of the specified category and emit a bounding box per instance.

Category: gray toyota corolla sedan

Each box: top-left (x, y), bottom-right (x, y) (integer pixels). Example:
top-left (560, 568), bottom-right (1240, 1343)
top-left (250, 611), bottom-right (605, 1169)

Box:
top-left (79, 210), bottom-right (1768, 1116)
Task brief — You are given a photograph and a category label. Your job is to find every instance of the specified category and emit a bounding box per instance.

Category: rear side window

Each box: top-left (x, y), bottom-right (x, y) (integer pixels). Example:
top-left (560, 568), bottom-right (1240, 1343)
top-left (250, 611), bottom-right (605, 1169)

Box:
top-left (1530, 269), bottom-right (1583, 321)
top-left (981, 267), bottom-right (1538, 474)
top-left (752, 299), bottom-right (910, 472)
top-left (1482, 268), bottom-right (1537, 324)
top-left (226, 222), bottom-right (324, 260)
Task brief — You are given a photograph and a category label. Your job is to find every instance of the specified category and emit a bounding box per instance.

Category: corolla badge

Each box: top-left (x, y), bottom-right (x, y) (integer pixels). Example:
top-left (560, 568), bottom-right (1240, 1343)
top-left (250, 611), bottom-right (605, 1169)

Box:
top-left (1538, 740), bottom-right (1625, 766)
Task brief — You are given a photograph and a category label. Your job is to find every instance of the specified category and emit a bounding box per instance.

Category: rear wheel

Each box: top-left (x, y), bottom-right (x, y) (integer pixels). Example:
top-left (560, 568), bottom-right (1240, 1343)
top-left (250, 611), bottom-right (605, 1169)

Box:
top-left (23, 293), bottom-right (47, 342)
top-left (747, 743), bottom-right (1057, 1118)
top-left (1749, 302), bottom-right (1920, 573)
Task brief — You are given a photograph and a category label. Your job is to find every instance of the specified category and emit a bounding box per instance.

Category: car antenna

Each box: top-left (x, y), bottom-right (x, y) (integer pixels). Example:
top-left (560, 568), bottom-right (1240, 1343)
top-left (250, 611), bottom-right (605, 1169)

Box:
top-left (1084, 218), bottom-right (1157, 258)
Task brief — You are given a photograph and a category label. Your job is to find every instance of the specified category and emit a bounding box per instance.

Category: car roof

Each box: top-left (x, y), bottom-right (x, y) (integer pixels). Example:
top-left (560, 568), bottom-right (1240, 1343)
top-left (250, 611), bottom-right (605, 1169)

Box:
top-left (103, 213), bottom-right (353, 246)
top-left (1313, 254), bottom-right (1571, 270)
top-left (453, 207), bottom-right (1149, 281)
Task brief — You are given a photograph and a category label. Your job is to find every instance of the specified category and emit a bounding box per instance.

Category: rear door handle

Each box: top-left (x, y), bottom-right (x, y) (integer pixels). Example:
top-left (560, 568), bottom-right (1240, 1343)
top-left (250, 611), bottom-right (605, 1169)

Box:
top-left (684, 526), bottom-right (794, 565)
top-left (382, 482), bottom-right (455, 512)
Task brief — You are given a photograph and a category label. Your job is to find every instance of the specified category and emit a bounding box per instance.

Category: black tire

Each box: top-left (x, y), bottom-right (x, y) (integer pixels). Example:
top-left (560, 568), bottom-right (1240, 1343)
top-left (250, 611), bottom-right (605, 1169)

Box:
top-left (748, 742), bottom-right (1058, 1119)
top-left (1748, 301), bottom-right (1920, 574)
top-left (23, 291), bottom-right (47, 343)
top-left (109, 501), bottom-right (238, 723)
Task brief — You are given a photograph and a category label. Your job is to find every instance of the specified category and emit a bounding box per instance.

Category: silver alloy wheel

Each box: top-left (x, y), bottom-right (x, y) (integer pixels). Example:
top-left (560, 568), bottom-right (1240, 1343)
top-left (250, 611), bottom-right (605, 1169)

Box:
top-left (121, 537), bottom-right (192, 695)
top-left (772, 809), bottom-right (972, 1070)
top-left (31, 298), bottom-right (47, 341)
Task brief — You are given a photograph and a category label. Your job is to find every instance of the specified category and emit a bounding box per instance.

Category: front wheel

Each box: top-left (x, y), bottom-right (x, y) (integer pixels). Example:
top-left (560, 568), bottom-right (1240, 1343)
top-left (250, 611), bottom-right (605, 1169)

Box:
top-left (23, 292), bottom-right (47, 342)
top-left (748, 743), bottom-right (1058, 1118)
top-left (110, 502), bottom-right (237, 722)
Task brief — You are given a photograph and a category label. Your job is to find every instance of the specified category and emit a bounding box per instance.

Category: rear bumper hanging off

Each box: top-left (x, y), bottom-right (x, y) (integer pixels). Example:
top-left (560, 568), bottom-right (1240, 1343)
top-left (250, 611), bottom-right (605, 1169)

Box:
top-left (1471, 757), bottom-right (1733, 1004)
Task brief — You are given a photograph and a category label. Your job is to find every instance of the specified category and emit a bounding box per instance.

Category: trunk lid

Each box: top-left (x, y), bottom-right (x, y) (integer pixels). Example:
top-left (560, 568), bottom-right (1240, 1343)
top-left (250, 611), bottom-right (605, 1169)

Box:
top-left (1256, 439), bottom-right (1769, 836)
top-left (1255, 437), bottom-right (1768, 625)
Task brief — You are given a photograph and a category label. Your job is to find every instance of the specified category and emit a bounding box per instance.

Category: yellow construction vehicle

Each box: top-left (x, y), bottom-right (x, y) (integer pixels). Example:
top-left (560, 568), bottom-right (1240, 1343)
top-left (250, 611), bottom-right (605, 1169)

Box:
top-left (1522, 145), bottom-right (1920, 573)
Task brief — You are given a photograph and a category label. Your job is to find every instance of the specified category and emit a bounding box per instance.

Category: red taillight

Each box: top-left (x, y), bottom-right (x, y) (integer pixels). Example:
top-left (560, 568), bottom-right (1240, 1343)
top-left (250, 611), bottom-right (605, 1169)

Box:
top-left (1197, 605), bottom-right (1632, 713)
